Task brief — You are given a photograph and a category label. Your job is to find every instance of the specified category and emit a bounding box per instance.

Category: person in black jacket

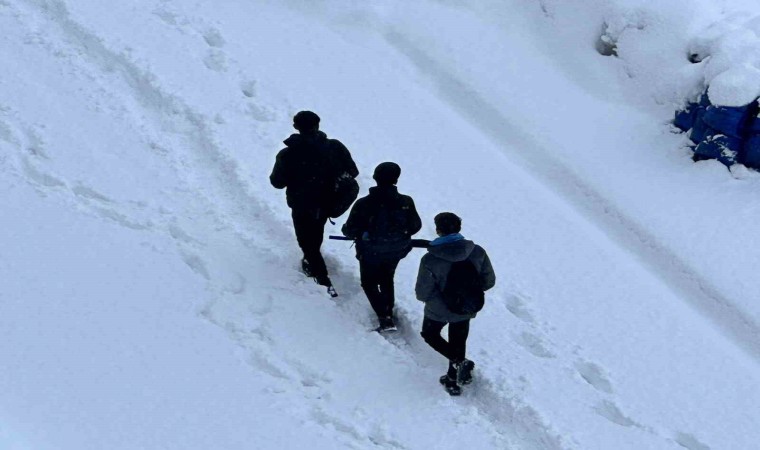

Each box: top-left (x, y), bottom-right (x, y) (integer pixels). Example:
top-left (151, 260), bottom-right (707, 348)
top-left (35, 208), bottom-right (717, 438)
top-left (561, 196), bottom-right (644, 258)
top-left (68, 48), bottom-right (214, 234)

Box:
top-left (270, 111), bottom-right (358, 297)
top-left (342, 162), bottom-right (422, 331)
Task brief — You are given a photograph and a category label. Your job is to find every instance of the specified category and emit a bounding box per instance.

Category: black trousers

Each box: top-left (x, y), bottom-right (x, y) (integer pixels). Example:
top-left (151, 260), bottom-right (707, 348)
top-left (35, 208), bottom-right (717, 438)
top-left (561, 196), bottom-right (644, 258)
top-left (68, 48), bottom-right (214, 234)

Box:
top-left (421, 317), bottom-right (470, 376)
top-left (359, 258), bottom-right (400, 319)
top-left (292, 208), bottom-right (329, 280)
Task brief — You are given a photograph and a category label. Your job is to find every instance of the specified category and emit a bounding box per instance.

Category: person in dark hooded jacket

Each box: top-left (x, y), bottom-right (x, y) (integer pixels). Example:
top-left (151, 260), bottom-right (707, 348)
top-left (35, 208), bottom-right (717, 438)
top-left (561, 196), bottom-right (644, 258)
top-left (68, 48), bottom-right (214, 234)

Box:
top-left (342, 162), bottom-right (421, 331)
top-left (270, 111), bottom-right (358, 296)
top-left (416, 212), bottom-right (495, 395)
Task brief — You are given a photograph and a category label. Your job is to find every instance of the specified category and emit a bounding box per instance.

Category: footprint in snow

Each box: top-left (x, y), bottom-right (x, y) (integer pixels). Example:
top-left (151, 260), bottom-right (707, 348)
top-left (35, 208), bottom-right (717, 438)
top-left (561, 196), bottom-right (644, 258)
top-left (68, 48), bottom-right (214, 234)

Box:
top-left (21, 157), bottom-right (65, 188)
top-left (291, 359), bottom-right (334, 388)
top-left (505, 292), bottom-right (536, 324)
top-left (180, 251), bottom-right (210, 280)
top-left (674, 432), bottom-right (711, 450)
top-left (93, 206), bottom-right (151, 231)
top-left (153, 8), bottom-right (180, 27)
top-left (202, 28), bottom-right (226, 48)
top-left (594, 400), bottom-right (639, 428)
top-left (152, 4), bottom-right (191, 28)
top-left (203, 50), bottom-right (228, 72)
top-left (23, 127), bottom-right (49, 159)
top-left (244, 102), bottom-right (276, 122)
top-left (0, 119), bottom-right (20, 146)
top-left (168, 223), bottom-right (200, 245)
top-left (15, 125), bottom-right (65, 188)
top-left (225, 272), bottom-right (247, 296)
top-left (248, 293), bottom-right (276, 317)
top-left (240, 80), bottom-right (257, 98)
top-left (72, 184), bottom-right (113, 203)
top-left (368, 428), bottom-right (407, 450)
top-left (247, 348), bottom-right (292, 381)
top-left (516, 331), bottom-right (555, 358)
top-left (311, 407), bottom-right (365, 440)
top-left (575, 361), bottom-right (614, 394)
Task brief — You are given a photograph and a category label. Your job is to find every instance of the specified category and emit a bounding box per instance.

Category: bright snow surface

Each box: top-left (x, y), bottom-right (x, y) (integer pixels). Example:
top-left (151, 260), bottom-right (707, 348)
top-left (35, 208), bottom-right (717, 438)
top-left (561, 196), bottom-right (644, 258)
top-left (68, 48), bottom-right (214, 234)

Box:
top-left (2, 0), bottom-right (760, 449)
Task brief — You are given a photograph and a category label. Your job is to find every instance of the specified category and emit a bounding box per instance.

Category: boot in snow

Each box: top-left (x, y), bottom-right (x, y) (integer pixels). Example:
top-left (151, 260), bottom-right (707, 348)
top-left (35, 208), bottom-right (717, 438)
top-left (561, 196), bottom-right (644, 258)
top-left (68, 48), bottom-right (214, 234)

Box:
top-left (301, 258), bottom-right (313, 277)
top-left (439, 374), bottom-right (461, 396)
top-left (313, 275), bottom-right (337, 298)
top-left (457, 359), bottom-right (475, 385)
top-left (375, 316), bottom-right (397, 333)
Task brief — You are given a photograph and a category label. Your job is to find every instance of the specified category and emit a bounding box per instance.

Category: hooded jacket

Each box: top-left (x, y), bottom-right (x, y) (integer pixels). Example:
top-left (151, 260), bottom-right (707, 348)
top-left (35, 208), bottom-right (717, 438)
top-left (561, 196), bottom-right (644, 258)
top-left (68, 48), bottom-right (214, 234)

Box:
top-left (415, 238), bottom-right (495, 323)
top-left (270, 131), bottom-right (358, 211)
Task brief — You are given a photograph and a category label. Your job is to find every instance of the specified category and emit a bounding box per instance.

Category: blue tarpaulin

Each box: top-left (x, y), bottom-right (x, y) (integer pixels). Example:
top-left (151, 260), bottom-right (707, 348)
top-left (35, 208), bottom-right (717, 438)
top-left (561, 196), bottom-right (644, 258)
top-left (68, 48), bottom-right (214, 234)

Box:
top-left (702, 104), bottom-right (753, 139)
top-left (674, 103), bottom-right (698, 132)
top-left (674, 90), bottom-right (760, 169)
top-left (745, 134), bottom-right (760, 168)
top-left (689, 110), bottom-right (712, 144)
top-left (694, 134), bottom-right (743, 166)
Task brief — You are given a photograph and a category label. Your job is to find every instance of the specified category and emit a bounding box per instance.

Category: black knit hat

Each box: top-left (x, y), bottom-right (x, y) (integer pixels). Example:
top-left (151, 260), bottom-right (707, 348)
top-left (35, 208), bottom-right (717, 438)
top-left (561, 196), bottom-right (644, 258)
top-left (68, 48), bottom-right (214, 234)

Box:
top-left (293, 111), bottom-right (320, 131)
top-left (373, 162), bottom-right (401, 186)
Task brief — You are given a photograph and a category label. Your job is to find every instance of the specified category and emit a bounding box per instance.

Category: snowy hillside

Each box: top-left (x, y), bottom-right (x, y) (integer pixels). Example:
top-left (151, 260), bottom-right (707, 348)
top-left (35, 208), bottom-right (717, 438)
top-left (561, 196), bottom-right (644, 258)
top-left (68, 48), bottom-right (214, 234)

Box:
top-left (2, 0), bottom-right (760, 449)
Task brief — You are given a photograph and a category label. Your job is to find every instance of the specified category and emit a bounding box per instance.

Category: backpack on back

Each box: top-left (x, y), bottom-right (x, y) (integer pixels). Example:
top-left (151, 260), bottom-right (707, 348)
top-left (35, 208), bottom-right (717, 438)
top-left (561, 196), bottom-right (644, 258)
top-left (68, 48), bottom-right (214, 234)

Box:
top-left (358, 197), bottom-right (412, 262)
top-left (367, 201), bottom-right (407, 242)
top-left (442, 259), bottom-right (484, 315)
top-left (328, 174), bottom-right (359, 218)
top-left (323, 141), bottom-right (358, 218)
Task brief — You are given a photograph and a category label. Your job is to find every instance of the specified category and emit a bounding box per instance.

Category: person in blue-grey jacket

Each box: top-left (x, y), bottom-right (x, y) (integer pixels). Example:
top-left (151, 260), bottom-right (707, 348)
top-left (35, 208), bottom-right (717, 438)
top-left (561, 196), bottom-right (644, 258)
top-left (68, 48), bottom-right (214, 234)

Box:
top-left (416, 212), bottom-right (495, 395)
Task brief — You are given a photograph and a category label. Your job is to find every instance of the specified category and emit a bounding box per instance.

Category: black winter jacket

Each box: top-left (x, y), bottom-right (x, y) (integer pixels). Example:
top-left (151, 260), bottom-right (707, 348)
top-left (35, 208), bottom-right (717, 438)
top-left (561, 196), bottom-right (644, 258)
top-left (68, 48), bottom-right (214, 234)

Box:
top-left (270, 131), bottom-right (358, 211)
top-left (342, 186), bottom-right (422, 262)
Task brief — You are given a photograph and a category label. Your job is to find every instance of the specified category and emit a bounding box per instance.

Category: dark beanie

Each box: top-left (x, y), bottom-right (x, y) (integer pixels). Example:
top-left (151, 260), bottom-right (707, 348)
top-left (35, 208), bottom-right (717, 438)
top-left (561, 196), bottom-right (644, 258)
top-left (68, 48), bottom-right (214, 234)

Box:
top-left (373, 162), bottom-right (401, 186)
top-left (293, 111), bottom-right (320, 131)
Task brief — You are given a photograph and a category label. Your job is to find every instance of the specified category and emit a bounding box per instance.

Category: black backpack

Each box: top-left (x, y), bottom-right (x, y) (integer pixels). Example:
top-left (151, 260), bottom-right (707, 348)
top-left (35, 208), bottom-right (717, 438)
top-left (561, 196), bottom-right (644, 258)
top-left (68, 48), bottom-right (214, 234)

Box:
top-left (359, 198), bottom-right (412, 262)
top-left (366, 197), bottom-right (412, 242)
top-left (442, 259), bottom-right (485, 315)
top-left (328, 174), bottom-right (359, 218)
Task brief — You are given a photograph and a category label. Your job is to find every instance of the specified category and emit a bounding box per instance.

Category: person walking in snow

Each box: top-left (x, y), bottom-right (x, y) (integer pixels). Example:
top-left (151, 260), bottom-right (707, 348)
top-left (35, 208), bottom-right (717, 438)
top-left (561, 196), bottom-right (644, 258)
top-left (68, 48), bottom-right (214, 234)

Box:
top-left (416, 212), bottom-right (495, 395)
top-left (342, 162), bottom-right (422, 332)
top-left (270, 111), bottom-right (359, 297)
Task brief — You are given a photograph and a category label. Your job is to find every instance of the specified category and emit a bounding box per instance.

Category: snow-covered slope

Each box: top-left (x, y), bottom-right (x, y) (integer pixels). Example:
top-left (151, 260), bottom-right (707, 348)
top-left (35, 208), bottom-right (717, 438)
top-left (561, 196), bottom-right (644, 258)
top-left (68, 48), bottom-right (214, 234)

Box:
top-left (2, 1), bottom-right (759, 449)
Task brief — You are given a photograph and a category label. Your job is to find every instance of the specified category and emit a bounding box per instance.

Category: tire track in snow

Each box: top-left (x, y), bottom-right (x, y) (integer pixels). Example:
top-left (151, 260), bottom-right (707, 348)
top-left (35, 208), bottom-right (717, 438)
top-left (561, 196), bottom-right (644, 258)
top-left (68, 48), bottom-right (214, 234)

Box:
top-left (383, 30), bottom-right (760, 364)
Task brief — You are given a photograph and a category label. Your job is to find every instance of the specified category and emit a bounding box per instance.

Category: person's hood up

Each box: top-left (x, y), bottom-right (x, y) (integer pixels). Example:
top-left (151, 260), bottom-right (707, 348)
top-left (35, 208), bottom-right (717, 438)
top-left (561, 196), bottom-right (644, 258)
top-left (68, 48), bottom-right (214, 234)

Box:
top-left (427, 239), bottom-right (476, 262)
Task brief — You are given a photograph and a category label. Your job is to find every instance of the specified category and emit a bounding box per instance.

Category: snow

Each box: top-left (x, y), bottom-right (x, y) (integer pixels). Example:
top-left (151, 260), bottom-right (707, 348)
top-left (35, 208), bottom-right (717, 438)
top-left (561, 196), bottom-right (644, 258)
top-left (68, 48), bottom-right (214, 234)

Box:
top-left (692, 10), bottom-right (760, 105)
top-left (2, 0), bottom-right (760, 449)
top-left (708, 63), bottom-right (760, 107)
